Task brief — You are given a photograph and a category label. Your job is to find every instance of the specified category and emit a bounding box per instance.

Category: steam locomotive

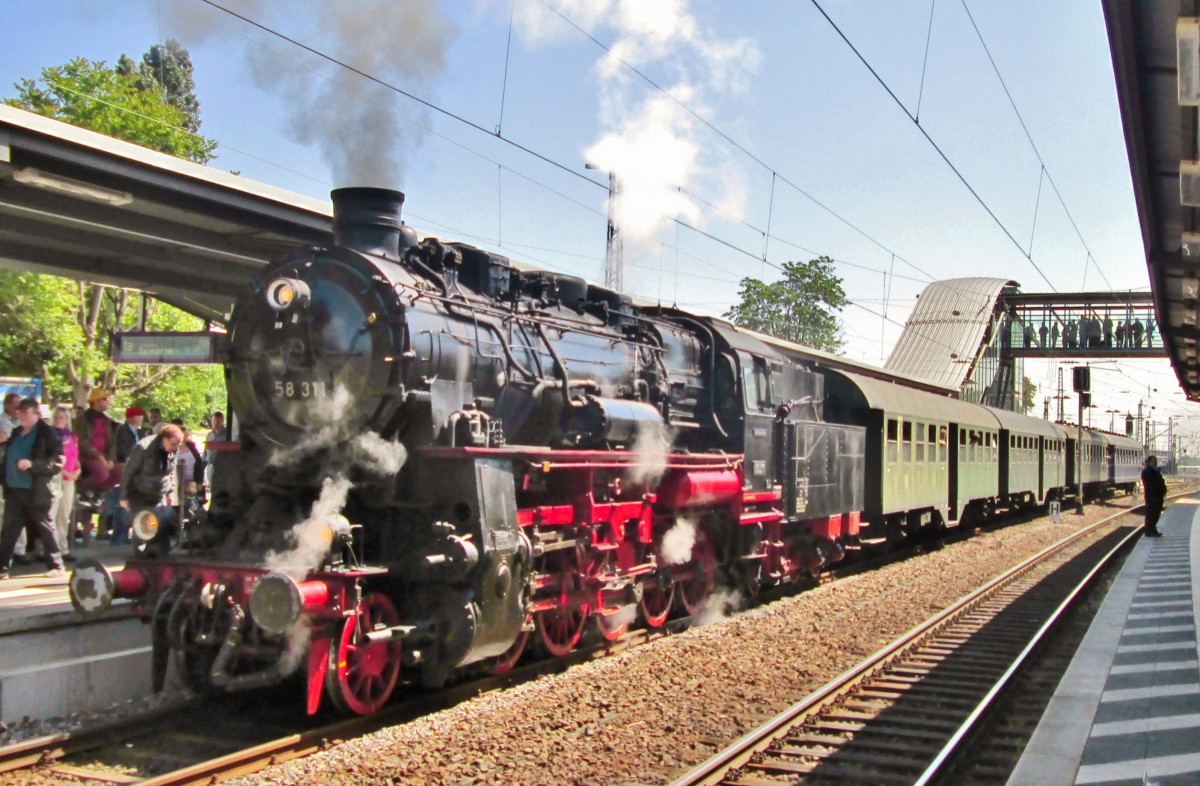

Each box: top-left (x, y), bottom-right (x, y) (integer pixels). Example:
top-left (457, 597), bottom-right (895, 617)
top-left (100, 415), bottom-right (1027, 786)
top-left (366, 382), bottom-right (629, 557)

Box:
top-left (68, 188), bottom-right (1143, 716)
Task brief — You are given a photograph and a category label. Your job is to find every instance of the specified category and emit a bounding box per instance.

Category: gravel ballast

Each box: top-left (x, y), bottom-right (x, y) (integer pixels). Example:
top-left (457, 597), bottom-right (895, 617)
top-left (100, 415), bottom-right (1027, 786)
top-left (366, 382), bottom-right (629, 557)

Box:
top-left (230, 495), bottom-right (1162, 786)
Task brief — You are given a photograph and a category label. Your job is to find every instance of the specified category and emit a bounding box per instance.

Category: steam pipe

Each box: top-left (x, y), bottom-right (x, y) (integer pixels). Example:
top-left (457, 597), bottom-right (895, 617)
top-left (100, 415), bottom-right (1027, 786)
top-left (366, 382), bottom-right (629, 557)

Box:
top-left (536, 323), bottom-right (572, 406)
top-left (208, 604), bottom-right (293, 691)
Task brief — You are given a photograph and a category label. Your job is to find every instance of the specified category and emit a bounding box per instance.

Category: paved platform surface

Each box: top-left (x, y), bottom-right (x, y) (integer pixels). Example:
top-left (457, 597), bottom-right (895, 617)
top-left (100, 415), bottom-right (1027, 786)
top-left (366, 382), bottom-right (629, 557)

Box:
top-left (1010, 496), bottom-right (1200, 786)
top-left (0, 540), bottom-right (133, 633)
top-left (0, 540), bottom-right (156, 725)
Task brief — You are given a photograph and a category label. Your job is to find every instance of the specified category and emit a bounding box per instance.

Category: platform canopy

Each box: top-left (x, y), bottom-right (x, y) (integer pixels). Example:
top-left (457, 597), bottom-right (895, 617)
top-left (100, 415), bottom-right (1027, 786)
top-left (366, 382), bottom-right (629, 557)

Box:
top-left (1104, 1), bottom-right (1200, 399)
top-left (0, 104), bottom-right (335, 323)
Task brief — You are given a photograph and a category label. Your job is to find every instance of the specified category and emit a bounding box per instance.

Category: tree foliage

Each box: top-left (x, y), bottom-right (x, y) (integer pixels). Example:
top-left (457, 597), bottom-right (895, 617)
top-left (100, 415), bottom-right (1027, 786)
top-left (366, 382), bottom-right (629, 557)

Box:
top-left (0, 42), bottom-right (224, 426)
top-left (117, 39), bottom-right (202, 134)
top-left (0, 270), bottom-right (225, 426)
top-left (724, 257), bottom-right (848, 353)
top-left (1021, 376), bottom-right (1037, 415)
top-left (6, 48), bottom-right (215, 163)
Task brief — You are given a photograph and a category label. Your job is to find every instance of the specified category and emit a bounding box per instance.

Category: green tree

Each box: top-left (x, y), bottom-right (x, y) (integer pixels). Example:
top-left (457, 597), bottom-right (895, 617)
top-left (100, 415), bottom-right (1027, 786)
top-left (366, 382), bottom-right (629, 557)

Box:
top-left (1, 43), bottom-right (224, 422)
top-left (0, 270), bottom-right (225, 425)
top-left (725, 257), bottom-right (848, 352)
top-left (117, 39), bottom-right (202, 135)
top-left (6, 53), bottom-right (215, 163)
top-left (1021, 376), bottom-right (1037, 415)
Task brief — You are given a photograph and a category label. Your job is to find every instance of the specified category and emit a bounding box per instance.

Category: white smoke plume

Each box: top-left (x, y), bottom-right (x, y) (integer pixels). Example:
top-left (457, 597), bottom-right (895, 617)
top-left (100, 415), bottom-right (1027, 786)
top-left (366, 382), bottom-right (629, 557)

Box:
top-left (625, 418), bottom-right (670, 488)
top-left (660, 516), bottom-right (697, 566)
top-left (512, 0), bottom-right (760, 249)
top-left (263, 385), bottom-right (407, 575)
top-left (269, 384), bottom-right (407, 476)
top-left (265, 474), bottom-right (353, 577)
top-left (607, 603), bottom-right (638, 629)
top-left (695, 587), bottom-right (742, 626)
top-left (277, 616), bottom-right (314, 677)
top-left (163, 0), bottom-right (456, 187)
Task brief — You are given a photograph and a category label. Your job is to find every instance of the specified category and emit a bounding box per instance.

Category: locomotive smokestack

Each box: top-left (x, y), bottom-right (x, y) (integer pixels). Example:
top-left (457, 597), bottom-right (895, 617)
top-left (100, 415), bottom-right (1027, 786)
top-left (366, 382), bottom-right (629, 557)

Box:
top-left (330, 187), bottom-right (415, 260)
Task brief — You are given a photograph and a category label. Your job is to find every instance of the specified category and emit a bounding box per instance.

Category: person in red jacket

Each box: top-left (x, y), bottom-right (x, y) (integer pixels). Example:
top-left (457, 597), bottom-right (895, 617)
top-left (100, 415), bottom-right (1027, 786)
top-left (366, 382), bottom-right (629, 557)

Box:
top-left (76, 389), bottom-right (121, 495)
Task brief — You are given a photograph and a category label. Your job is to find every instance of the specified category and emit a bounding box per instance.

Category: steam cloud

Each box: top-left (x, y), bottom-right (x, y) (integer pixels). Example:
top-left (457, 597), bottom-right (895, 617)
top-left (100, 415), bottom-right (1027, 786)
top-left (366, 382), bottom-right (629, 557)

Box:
top-left (264, 385), bottom-right (407, 576)
top-left (660, 517), bottom-right (697, 566)
top-left (512, 0), bottom-right (760, 250)
top-left (164, 0), bottom-right (456, 187)
top-left (695, 588), bottom-right (742, 626)
top-left (625, 418), bottom-right (671, 488)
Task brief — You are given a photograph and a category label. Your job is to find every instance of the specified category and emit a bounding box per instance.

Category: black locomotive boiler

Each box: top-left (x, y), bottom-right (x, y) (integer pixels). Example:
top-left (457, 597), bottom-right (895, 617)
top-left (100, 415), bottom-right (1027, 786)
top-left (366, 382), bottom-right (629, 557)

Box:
top-left (68, 188), bottom-right (1139, 716)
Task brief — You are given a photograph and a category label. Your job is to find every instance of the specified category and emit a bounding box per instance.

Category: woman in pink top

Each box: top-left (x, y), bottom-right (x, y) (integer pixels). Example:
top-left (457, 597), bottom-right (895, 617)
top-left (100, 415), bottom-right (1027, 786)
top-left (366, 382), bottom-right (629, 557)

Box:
top-left (52, 406), bottom-right (80, 560)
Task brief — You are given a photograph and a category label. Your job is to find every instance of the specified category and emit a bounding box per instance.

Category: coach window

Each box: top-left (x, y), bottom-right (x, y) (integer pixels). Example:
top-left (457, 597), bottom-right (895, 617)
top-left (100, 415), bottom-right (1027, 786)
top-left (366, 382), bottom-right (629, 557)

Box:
top-left (928, 424), bottom-right (937, 464)
top-left (887, 418), bottom-right (898, 464)
top-left (902, 421), bottom-right (913, 463)
top-left (915, 422), bottom-right (925, 463)
top-left (938, 426), bottom-right (948, 462)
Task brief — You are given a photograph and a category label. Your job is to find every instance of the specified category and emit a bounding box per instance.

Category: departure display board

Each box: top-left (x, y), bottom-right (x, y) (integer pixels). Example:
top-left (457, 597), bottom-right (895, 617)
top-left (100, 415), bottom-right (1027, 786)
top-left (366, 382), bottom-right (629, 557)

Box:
top-left (113, 332), bottom-right (218, 364)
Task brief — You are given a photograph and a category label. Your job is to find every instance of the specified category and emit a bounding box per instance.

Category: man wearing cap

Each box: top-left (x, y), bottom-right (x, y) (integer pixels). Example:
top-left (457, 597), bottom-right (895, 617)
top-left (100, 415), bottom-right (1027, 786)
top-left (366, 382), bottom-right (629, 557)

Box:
top-left (115, 407), bottom-right (147, 465)
top-left (0, 398), bottom-right (65, 579)
top-left (76, 389), bottom-right (120, 496)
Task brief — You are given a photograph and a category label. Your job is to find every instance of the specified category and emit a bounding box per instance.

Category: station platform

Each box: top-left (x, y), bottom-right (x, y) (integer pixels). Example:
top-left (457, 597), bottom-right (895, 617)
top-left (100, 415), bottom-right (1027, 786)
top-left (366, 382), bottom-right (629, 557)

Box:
top-left (0, 541), bottom-right (153, 727)
top-left (0, 540), bottom-right (132, 633)
top-left (1010, 495), bottom-right (1200, 786)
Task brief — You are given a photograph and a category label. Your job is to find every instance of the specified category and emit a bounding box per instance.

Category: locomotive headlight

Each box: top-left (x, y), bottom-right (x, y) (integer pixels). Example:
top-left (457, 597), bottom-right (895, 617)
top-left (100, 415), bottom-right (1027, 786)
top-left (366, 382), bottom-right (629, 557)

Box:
top-left (131, 509), bottom-right (160, 542)
top-left (265, 277), bottom-right (311, 311)
top-left (249, 572), bottom-right (331, 635)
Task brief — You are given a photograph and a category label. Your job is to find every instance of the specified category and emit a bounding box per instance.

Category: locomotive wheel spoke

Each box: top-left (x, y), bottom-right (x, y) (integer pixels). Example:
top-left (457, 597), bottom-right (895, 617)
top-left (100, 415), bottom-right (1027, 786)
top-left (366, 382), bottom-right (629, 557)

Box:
top-left (326, 593), bottom-right (402, 715)
top-left (595, 608), bottom-right (628, 641)
top-left (492, 627), bottom-right (530, 675)
top-left (640, 578), bottom-right (675, 628)
top-left (536, 605), bottom-right (587, 657)
top-left (677, 534), bottom-right (716, 617)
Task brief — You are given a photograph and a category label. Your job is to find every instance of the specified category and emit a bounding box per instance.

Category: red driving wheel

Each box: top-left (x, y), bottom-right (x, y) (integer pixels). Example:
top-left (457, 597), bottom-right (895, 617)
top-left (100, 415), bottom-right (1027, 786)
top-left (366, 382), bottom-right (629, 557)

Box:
top-left (640, 575), bottom-right (675, 628)
top-left (325, 593), bottom-right (402, 715)
top-left (491, 624), bottom-right (530, 675)
top-left (536, 573), bottom-right (588, 657)
top-left (676, 533), bottom-right (716, 617)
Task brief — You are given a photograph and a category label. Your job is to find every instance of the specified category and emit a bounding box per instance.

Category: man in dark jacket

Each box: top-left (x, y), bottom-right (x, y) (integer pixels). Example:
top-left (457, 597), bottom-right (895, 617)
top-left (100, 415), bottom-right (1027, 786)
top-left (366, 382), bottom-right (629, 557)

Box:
top-left (1141, 455), bottom-right (1167, 538)
top-left (114, 406), bottom-right (147, 464)
top-left (115, 424), bottom-right (182, 544)
top-left (0, 398), bottom-right (65, 578)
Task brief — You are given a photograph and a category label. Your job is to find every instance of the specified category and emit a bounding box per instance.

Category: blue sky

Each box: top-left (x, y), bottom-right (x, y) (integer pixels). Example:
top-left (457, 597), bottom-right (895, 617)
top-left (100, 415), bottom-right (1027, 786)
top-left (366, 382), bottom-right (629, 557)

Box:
top-left (4, 0), bottom-right (1196, 441)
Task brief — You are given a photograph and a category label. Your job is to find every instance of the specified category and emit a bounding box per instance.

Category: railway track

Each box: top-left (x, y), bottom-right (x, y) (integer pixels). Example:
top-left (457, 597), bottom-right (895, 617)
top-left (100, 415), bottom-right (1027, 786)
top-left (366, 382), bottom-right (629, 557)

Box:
top-left (670, 506), bottom-right (1147, 786)
top-left (0, 495), bottom-right (1167, 785)
top-left (0, 619), bottom-right (677, 785)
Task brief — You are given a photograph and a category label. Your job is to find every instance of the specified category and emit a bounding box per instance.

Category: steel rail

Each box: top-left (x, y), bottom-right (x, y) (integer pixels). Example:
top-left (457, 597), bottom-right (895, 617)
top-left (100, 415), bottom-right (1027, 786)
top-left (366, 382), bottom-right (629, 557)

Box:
top-left (669, 494), bottom-right (1183, 786)
top-left (912, 519), bottom-right (1144, 785)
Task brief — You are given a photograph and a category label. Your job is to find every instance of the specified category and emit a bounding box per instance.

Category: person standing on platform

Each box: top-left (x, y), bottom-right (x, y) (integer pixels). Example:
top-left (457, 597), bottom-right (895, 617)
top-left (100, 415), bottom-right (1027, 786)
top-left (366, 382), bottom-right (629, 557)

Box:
top-left (1050, 322), bottom-right (1060, 348)
top-left (52, 406), bottom-right (80, 562)
top-left (0, 398), bottom-right (65, 579)
top-left (77, 389), bottom-right (120, 495)
top-left (115, 407), bottom-right (146, 464)
top-left (117, 425), bottom-right (183, 544)
top-left (204, 412), bottom-right (226, 497)
top-left (1141, 455), bottom-right (1167, 538)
